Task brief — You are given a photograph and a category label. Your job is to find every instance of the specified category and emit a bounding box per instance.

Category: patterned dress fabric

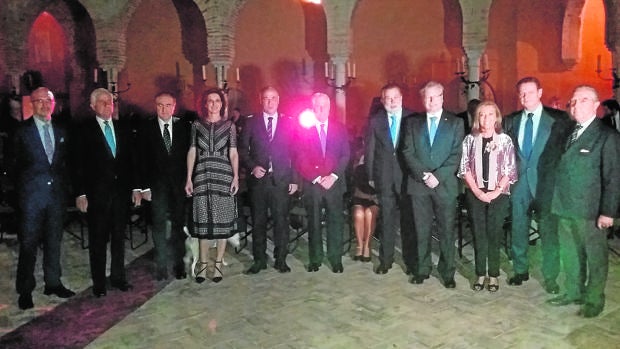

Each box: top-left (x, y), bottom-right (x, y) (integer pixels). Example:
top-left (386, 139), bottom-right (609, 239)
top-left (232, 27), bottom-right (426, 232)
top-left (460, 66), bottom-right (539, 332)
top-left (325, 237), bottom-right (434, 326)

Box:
top-left (190, 119), bottom-right (237, 239)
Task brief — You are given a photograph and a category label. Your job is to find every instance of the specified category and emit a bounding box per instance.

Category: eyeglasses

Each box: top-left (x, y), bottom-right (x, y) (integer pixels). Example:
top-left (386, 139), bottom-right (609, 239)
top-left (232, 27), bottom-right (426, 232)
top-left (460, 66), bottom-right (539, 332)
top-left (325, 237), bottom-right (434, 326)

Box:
top-left (156, 103), bottom-right (175, 108)
top-left (424, 93), bottom-right (443, 101)
top-left (33, 99), bottom-right (54, 105)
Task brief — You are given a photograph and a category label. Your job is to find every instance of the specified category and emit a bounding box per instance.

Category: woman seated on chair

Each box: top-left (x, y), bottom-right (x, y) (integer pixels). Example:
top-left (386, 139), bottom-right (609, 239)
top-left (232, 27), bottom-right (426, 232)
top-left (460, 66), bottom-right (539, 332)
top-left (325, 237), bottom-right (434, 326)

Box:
top-left (351, 142), bottom-right (379, 262)
top-left (458, 101), bottom-right (517, 292)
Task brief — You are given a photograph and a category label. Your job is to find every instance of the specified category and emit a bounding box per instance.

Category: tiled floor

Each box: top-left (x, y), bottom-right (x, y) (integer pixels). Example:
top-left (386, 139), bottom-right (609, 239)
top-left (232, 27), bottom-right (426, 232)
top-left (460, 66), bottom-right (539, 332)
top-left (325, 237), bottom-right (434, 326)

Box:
top-left (1, 222), bottom-right (619, 348)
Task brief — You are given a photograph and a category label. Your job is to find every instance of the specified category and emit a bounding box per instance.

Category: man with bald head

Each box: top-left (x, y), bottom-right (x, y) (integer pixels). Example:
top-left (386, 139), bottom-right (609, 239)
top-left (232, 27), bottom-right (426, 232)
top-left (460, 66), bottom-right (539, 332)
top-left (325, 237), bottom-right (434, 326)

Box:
top-left (12, 87), bottom-right (75, 309)
top-left (296, 92), bottom-right (350, 273)
top-left (239, 86), bottom-right (299, 274)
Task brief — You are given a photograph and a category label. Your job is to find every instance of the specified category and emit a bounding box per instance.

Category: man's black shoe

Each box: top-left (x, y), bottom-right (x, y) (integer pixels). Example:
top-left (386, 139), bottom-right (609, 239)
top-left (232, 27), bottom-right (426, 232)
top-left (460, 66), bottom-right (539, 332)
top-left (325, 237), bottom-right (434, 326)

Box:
top-left (332, 263), bottom-right (343, 273)
top-left (44, 285), bottom-right (76, 298)
top-left (244, 261), bottom-right (267, 274)
top-left (274, 261), bottom-right (291, 273)
top-left (507, 273), bottom-right (529, 286)
top-left (110, 281), bottom-right (133, 292)
top-left (374, 263), bottom-right (392, 274)
top-left (307, 263), bottom-right (320, 272)
top-left (410, 275), bottom-right (429, 284)
top-left (444, 278), bottom-right (456, 289)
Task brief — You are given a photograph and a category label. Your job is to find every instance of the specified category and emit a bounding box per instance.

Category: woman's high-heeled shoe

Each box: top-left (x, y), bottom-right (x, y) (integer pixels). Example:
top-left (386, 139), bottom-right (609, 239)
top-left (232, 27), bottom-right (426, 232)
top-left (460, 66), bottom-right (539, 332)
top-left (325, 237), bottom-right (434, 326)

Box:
top-left (353, 247), bottom-right (363, 261)
top-left (472, 276), bottom-right (486, 291)
top-left (487, 277), bottom-right (499, 292)
top-left (213, 260), bottom-right (223, 283)
top-left (361, 246), bottom-right (371, 262)
top-left (195, 262), bottom-right (208, 284)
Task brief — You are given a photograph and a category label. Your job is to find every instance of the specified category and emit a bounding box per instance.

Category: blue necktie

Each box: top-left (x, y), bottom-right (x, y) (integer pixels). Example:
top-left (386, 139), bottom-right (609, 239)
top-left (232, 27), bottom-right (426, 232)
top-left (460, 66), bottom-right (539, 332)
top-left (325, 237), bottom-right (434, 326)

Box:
top-left (389, 115), bottom-right (397, 148)
top-left (522, 113), bottom-right (533, 158)
top-left (43, 124), bottom-right (54, 164)
top-left (429, 116), bottom-right (438, 146)
top-left (104, 120), bottom-right (116, 157)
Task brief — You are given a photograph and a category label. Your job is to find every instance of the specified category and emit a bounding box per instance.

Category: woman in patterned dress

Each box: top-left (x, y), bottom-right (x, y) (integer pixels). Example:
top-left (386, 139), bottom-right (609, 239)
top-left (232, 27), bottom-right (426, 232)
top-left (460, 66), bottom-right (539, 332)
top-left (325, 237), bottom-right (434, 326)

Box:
top-left (185, 88), bottom-right (239, 283)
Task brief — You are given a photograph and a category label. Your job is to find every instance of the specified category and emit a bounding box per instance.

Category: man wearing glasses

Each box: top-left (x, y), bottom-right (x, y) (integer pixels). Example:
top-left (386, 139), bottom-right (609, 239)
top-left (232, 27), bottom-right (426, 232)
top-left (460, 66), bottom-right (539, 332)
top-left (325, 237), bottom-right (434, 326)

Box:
top-left (401, 81), bottom-right (464, 288)
top-left (138, 92), bottom-right (191, 280)
top-left (12, 87), bottom-right (75, 309)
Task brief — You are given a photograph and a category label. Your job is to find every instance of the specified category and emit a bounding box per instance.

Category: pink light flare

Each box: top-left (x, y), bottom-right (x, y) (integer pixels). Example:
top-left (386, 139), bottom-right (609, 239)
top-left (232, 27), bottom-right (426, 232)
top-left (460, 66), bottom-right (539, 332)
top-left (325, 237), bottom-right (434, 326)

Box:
top-left (298, 109), bottom-right (317, 129)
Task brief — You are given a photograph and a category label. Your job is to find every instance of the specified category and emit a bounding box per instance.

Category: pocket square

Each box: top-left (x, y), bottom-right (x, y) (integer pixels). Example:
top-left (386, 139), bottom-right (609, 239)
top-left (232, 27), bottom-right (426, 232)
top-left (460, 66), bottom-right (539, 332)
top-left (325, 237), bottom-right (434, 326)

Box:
top-left (59, 137), bottom-right (65, 143)
top-left (579, 149), bottom-right (590, 153)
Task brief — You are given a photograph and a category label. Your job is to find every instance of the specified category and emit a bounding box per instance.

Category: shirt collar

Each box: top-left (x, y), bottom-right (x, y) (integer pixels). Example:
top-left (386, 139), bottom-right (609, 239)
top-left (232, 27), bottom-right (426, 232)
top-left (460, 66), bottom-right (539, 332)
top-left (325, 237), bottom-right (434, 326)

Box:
top-left (523, 104), bottom-right (543, 118)
top-left (426, 109), bottom-right (443, 120)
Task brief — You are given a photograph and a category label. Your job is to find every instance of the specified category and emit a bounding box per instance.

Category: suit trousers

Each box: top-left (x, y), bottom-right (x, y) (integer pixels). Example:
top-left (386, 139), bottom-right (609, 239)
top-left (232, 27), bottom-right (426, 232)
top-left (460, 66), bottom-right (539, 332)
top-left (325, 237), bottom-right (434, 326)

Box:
top-left (537, 211), bottom-right (560, 283)
top-left (303, 184), bottom-right (344, 266)
top-left (411, 188), bottom-right (457, 279)
top-left (150, 185), bottom-right (186, 272)
top-left (16, 197), bottom-right (64, 294)
top-left (87, 193), bottom-right (130, 290)
top-left (377, 189), bottom-right (413, 268)
top-left (509, 185), bottom-right (534, 275)
top-left (557, 216), bottom-right (608, 308)
top-left (249, 177), bottom-right (291, 263)
top-left (465, 191), bottom-right (510, 277)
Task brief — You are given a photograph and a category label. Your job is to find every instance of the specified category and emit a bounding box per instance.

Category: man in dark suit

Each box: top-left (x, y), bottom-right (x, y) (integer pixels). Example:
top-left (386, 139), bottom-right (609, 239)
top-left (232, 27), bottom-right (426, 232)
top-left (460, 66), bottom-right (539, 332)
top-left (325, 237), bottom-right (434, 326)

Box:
top-left (73, 88), bottom-right (142, 297)
top-left (547, 85), bottom-right (620, 318)
top-left (401, 81), bottom-right (464, 288)
top-left (240, 87), bottom-right (299, 274)
top-left (364, 83), bottom-right (414, 274)
top-left (138, 92), bottom-right (190, 280)
top-left (503, 77), bottom-right (571, 293)
top-left (296, 92), bottom-right (350, 273)
top-left (456, 98), bottom-right (480, 135)
top-left (12, 87), bottom-right (75, 310)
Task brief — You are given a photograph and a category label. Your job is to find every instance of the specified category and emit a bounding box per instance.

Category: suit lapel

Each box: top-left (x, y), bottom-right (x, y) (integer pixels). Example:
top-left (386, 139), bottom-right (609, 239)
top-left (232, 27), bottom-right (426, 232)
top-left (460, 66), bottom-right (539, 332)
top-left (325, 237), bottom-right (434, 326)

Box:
top-left (530, 112), bottom-right (553, 161)
top-left (376, 112), bottom-right (393, 148)
top-left (512, 112), bottom-right (526, 157)
top-left (26, 119), bottom-right (47, 161)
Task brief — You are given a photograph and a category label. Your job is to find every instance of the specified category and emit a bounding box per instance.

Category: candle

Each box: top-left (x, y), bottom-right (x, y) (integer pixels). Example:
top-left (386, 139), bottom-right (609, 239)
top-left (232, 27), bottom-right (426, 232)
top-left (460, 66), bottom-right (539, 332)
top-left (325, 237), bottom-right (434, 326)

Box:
top-left (94, 68), bottom-right (98, 83)
top-left (597, 54), bottom-right (601, 72)
top-left (302, 58), bottom-right (306, 76)
top-left (324, 62), bottom-right (329, 78)
top-left (202, 65), bottom-right (207, 81)
top-left (483, 54), bottom-right (488, 70)
top-left (347, 62), bottom-right (351, 77)
top-left (352, 63), bottom-right (356, 78)
top-left (236, 67), bottom-right (240, 82)
top-left (461, 56), bottom-right (466, 72)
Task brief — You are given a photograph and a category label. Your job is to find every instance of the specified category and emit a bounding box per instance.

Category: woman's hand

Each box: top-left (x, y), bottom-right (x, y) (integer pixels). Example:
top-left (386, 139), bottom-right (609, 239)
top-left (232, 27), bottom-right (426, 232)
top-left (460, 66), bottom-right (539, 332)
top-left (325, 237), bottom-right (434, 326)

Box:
top-left (185, 179), bottom-right (193, 196)
top-left (230, 176), bottom-right (239, 195)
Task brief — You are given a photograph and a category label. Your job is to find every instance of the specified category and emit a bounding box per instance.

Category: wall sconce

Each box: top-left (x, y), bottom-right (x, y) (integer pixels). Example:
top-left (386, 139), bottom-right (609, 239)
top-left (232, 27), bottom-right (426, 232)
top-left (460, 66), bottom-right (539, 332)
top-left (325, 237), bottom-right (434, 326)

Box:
top-left (596, 54), bottom-right (620, 90)
top-left (324, 61), bottom-right (356, 90)
top-left (455, 54), bottom-right (490, 90)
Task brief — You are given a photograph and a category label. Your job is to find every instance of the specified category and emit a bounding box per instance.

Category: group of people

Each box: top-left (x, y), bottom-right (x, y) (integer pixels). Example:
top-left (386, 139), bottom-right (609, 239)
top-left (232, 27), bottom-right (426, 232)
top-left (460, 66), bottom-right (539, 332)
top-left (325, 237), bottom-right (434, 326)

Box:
top-left (10, 78), bottom-right (619, 319)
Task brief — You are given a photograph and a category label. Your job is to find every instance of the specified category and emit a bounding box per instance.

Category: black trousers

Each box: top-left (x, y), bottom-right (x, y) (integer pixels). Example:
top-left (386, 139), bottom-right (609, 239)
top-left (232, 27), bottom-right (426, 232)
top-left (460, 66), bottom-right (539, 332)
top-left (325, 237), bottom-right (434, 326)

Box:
top-left (249, 177), bottom-right (291, 263)
top-left (377, 189), bottom-right (413, 268)
top-left (87, 193), bottom-right (129, 291)
top-left (410, 189), bottom-right (457, 279)
top-left (465, 190), bottom-right (510, 277)
top-left (150, 185), bottom-right (186, 272)
top-left (303, 183), bottom-right (344, 266)
top-left (16, 196), bottom-right (65, 295)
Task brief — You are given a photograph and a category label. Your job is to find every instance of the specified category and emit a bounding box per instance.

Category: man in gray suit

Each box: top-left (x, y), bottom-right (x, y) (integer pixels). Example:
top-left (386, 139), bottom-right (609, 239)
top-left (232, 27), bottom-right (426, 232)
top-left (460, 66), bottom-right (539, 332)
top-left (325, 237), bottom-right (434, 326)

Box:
top-left (503, 77), bottom-right (571, 293)
top-left (547, 85), bottom-right (620, 318)
top-left (401, 81), bottom-right (464, 288)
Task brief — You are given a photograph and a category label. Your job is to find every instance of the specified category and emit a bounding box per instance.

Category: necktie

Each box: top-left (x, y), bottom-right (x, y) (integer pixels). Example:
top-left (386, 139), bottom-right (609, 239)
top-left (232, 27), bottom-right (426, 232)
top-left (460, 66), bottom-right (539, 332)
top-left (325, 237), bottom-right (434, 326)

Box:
top-left (267, 117), bottom-right (273, 142)
top-left (522, 113), bottom-right (534, 158)
top-left (389, 115), bottom-right (397, 147)
top-left (429, 116), bottom-right (438, 146)
top-left (319, 123), bottom-right (327, 157)
top-left (104, 120), bottom-right (116, 157)
top-left (566, 124), bottom-right (583, 150)
top-left (43, 123), bottom-right (54, 164)
top-left (163, 123), bottom-right (172, 153)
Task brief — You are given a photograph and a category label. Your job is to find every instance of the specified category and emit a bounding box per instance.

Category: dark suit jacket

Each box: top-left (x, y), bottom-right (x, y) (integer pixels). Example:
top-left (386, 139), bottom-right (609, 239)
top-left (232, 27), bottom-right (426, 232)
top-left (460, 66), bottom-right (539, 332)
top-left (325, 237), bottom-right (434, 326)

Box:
top-left (503, 106), bottom-right (571, 208)
top-left (239, 113), bottom-right (299, 186)
top-left (295, 119), bottom-right (350, 195)
top-left (137, 117), bottom-right (190, 196)
top-left (364, 108), bottom-right (414, 194)
top-left (401, 111), bottom-right (464, 197)
top-left (12, 117), bottom-right (68, 208)
top-left (73, 117), bottom-right (137, 205)
top-left (551, 119), bottom-right (620, 220)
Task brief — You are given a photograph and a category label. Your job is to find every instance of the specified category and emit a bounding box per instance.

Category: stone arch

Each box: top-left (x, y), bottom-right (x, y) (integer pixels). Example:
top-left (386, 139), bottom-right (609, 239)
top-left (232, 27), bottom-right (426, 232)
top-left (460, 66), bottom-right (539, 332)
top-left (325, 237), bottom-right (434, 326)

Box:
top-left (562, 0), bottom-right (587, 67)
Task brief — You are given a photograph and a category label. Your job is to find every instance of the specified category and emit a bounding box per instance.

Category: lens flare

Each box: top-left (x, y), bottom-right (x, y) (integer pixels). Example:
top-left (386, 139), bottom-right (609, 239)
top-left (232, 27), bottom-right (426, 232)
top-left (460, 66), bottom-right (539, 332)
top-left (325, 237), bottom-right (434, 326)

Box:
top-left (298, 109), bottom-right (317, 128)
